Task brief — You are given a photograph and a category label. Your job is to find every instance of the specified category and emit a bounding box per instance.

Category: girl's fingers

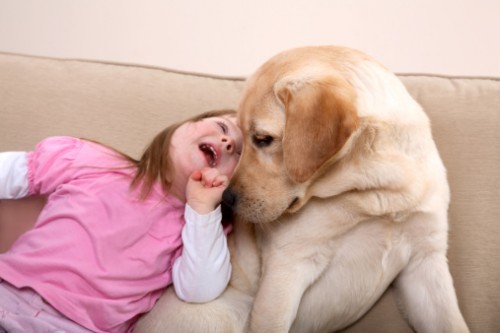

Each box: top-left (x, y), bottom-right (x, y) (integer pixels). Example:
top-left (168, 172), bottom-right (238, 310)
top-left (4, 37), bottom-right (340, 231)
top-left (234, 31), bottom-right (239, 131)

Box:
top-left (190, 169), bottom-right (203, 181)
top-left (197, 168), bottom-right (229, 188)
top-left (200, 168), bottom-right (218, 187)
top-left (211, 174), bottom-right (229, 188)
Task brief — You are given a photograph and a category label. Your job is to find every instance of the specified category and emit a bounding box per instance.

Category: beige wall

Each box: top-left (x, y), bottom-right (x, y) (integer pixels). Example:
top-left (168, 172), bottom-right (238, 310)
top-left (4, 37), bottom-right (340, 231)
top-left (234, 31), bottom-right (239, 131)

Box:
top-left (0, 0), bottom-right (499, 77)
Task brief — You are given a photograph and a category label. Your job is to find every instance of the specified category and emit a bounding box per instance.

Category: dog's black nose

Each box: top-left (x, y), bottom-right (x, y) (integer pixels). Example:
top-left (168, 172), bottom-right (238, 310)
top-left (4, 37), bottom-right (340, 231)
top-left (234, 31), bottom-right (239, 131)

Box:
top-left (222, 187), bottom-right (237, 209)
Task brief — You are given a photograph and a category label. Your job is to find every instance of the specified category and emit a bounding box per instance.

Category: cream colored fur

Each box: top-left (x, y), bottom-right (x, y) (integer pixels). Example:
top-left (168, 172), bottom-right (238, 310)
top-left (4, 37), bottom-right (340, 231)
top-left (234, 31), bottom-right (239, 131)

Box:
top-left (135, 46), bottom-right (469, 333)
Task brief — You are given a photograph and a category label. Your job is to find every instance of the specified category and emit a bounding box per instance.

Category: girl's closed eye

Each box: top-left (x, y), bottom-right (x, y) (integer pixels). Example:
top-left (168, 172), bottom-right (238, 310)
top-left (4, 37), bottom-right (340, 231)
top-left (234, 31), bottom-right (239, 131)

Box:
top-left (216, 121), bottom-right (228, 134)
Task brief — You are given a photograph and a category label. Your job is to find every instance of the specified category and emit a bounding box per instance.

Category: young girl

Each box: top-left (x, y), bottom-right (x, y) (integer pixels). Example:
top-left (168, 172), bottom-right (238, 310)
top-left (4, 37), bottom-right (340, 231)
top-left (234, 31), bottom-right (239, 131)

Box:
top-left (0, 109), bottom-right (243, 333)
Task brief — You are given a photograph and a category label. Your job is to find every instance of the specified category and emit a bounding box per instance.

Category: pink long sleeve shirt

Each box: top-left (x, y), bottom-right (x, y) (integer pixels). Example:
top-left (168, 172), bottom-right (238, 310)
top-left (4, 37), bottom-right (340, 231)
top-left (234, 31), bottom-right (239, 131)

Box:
top-left (0, 137), bottom-right (231, 332)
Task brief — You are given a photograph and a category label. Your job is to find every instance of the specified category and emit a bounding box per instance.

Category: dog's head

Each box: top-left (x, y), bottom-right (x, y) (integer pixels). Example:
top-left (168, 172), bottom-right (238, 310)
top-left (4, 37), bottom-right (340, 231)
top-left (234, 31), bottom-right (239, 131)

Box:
top-left (223, 46), bottom-right (361, 223)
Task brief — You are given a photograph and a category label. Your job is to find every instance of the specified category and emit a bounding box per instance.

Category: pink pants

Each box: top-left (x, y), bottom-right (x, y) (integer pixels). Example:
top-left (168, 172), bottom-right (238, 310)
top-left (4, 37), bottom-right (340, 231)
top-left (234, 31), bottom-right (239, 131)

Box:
top-left (0, 279), bottom-right (93, 333)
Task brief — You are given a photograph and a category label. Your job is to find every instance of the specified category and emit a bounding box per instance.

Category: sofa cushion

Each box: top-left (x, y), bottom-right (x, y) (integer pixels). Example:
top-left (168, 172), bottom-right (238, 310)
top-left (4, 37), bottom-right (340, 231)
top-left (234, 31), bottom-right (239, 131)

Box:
top-left (0, 53), bottom-right (499, 332)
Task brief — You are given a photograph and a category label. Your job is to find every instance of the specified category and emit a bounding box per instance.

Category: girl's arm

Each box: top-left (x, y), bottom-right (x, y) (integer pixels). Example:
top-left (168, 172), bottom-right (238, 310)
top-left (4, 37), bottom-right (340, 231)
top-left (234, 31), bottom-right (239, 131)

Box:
top-left (172, 204), bottom-right (231, 303)
top-left (0, 152), bottom-right (29, 199)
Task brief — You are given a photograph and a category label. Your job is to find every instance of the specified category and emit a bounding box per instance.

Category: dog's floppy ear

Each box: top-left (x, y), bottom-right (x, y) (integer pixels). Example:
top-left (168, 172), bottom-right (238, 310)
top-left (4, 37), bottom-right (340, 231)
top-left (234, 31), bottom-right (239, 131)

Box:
top-left (277, 77), bottom-right (359, 183)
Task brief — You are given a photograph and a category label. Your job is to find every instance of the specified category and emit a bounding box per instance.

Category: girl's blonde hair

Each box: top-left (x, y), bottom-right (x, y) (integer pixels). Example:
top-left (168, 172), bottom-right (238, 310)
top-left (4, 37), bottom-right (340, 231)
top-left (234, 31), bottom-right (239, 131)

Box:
top-left (130, 109), bottom-right (237, 199)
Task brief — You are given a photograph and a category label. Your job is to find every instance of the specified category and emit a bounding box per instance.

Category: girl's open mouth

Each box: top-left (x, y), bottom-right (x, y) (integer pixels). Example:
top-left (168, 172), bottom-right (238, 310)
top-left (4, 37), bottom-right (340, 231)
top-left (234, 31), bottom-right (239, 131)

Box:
top-left (199, 143), bottom-right (218, 167)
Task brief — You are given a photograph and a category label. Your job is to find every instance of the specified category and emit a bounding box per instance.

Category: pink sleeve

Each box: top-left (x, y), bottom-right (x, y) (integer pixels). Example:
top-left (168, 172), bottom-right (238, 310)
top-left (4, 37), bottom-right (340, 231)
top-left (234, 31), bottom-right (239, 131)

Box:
top-left (28, 136), bottom-right (84, 196)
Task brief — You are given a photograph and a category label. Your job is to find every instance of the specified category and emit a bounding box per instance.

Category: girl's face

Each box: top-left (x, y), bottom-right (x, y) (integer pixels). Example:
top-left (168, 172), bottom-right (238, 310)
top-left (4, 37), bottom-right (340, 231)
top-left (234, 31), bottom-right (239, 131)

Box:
top-left (169, 115), bottom-right (243, 200)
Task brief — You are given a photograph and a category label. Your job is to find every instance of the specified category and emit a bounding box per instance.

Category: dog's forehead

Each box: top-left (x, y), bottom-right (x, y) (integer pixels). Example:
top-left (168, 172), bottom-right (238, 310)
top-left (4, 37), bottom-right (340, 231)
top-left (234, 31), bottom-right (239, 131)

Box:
top-left (239, 97), bottom-right (284, 135)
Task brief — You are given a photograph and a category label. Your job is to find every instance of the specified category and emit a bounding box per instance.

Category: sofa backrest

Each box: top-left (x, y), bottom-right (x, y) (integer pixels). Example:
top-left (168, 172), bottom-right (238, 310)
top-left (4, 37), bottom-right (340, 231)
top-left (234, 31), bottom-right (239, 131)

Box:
top-left (0, 52), bottom-right (246, 157)
top-left (1, 52), bottom-right (499, 332)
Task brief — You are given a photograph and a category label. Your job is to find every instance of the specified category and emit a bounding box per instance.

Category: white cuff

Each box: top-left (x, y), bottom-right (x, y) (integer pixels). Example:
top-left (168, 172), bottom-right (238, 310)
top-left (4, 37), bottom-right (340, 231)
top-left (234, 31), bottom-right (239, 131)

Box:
top-left (0, 152), bottom-right (29, 199)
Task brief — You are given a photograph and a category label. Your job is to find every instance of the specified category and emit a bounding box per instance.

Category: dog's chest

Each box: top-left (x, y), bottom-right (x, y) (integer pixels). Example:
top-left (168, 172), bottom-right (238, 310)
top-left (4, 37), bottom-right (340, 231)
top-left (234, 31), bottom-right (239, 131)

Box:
top-left (291, 220), bottom-right (412, 332)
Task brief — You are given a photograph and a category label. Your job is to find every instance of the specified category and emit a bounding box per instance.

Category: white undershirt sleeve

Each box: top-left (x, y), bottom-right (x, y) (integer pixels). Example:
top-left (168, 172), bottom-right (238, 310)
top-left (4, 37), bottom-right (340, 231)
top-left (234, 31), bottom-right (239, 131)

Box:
top-left (172, 204), bottom-right (231, 303)
top-left (0, 152), bottom-right (30, 199)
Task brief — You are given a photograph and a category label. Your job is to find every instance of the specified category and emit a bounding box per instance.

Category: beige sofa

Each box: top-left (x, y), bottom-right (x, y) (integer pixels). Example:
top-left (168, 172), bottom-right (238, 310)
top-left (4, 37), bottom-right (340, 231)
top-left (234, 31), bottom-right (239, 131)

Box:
top-left (0, 52), bottom-right (499, 332)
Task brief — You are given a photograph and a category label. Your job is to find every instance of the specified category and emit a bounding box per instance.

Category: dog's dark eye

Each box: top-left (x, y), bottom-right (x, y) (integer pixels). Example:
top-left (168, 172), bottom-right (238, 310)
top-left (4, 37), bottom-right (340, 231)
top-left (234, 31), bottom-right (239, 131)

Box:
top-left (253, 135), bottom-right (274, 147)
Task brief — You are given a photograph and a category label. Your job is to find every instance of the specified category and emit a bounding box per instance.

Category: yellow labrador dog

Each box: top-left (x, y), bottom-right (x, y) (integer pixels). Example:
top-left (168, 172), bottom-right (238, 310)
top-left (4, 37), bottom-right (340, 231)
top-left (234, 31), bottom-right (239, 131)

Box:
top-left (135, 46), bottom-right (469, 333)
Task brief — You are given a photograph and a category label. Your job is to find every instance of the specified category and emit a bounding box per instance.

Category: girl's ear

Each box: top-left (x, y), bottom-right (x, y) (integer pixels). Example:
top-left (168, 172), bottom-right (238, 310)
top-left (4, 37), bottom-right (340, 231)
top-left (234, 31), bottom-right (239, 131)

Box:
top-left (277, 77), bottom-right (359, 183)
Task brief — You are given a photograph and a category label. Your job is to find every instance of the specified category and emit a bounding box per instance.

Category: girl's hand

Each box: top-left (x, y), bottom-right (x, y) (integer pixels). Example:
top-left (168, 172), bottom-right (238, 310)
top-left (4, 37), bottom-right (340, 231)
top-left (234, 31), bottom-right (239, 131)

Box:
top-left (186, 168), bottom-right (229, 214)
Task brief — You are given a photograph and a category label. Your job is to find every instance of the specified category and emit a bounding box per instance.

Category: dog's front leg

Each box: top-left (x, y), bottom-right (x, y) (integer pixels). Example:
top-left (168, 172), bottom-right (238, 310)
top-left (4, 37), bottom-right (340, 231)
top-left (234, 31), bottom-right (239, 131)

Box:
top-left (395, 251), bottom-right (470, 333)
top-left (248, 253), bottom-right (322, 333)
top-left (393, 212), bottom-right (470, 333)
top-left (248, 266), bottom-right (305, 333)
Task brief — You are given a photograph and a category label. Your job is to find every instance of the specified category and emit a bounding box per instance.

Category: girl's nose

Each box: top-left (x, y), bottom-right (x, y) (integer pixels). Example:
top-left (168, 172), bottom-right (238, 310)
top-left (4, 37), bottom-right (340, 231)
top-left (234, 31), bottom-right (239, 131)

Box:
top-left (221, 135), bottom-right (235, 154)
